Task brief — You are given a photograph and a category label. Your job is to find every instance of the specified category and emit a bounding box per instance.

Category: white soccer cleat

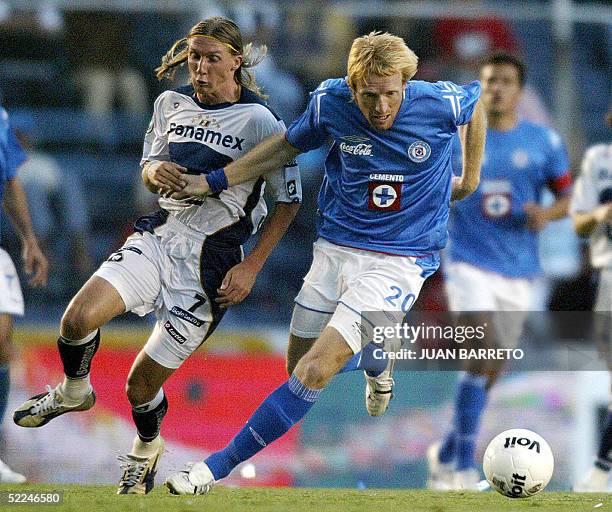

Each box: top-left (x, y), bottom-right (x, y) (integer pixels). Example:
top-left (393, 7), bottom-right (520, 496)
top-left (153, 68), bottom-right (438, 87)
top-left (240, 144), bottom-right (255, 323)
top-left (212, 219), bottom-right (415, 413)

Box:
top-left (117, 436), bottom-right (165, 495)
top-left (364, 369), bottom-right (394, 416)
top-left (573, 466), bottom-right (611, 492)
top-left (0, 459), bottom-right (26, 484)
top-left (453, 468), bottom-right (489, 491)
top-left (13, 384), bottom-right (95, 428)
top-left (426, 442), bottom-right (455, 491)
top-left (165, 461), bottom-right (215, 495)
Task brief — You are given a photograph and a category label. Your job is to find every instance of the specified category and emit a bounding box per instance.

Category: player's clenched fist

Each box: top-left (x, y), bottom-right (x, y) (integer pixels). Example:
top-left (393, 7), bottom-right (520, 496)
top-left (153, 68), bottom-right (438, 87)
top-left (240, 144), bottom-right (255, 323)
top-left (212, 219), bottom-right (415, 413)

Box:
top-left (216, 260), bottom-right (259, 308)
top-left (142, 160), bottom-right (188, 194)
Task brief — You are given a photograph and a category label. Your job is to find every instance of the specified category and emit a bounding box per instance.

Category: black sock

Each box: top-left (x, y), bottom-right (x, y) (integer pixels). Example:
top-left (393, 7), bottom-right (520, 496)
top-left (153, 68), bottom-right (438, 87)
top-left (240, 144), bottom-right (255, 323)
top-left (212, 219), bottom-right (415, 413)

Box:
top-left (57, 329), bottom-right (100, 379)
top-left (596, 409), bottom-right (612, 471)
top-left (132, 392), bottom-right (168, 442)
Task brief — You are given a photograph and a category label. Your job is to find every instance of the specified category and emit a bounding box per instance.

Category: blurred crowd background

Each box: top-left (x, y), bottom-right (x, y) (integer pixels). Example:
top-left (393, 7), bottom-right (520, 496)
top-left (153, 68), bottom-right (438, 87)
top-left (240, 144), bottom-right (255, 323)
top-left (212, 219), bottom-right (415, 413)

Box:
top-left (0, 0), bottom-right (610, 489)
top-left (0, 0), bottom-right (609, 324)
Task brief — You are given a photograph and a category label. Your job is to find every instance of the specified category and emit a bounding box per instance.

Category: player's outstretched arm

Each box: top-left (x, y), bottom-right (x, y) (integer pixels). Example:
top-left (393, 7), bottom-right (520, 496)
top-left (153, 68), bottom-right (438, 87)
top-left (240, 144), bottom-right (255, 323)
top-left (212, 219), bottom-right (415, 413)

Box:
top-left (215, 201), bottom-right (300, 308)
top-left (452, 98), bottom-right (486, 201)
top-left (3, 177), bottom-right (48, 287)
top-left (171, 133), bottom-right (302, 199)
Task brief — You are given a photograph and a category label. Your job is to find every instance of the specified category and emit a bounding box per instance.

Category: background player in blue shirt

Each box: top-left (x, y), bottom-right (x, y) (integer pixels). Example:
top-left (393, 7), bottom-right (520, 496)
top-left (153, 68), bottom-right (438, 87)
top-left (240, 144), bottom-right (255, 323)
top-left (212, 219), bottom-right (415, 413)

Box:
top-left (0, 106), bottom-right (48, 482)
top-left (163, 31), bottom-right (486, 495)
top-left (427, 53), bottom-right (572, 491)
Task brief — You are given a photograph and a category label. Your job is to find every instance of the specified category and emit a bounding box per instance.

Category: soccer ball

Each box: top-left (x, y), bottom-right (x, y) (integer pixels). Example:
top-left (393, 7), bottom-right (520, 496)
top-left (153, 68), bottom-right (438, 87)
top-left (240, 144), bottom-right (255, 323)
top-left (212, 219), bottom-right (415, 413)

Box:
top-left (483, 428), bottom-right (554, 498)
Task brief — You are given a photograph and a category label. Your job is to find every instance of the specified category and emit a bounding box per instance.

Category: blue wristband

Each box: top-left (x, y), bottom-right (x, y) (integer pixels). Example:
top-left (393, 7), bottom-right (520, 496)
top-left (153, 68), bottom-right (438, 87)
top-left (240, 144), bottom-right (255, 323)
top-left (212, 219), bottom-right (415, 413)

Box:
top-left (205, 168), bottom-right (229, 194)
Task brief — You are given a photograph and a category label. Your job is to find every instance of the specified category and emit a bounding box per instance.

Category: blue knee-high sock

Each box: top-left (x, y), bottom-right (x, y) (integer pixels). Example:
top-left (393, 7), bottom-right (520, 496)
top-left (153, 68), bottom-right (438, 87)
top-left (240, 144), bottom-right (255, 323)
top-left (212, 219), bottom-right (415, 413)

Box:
top-left (337, 343), bottom-right (388, 377)
top-left (205, 374), bottom-right (321, 480)
top-left (0, 363), bottom-right (9, 424)
top-left (438, 431), bottom-right (456, 464)
top-left (454, 373), bottom-right (488, 470)
top-left (596, 408), bottom-right (612, 471)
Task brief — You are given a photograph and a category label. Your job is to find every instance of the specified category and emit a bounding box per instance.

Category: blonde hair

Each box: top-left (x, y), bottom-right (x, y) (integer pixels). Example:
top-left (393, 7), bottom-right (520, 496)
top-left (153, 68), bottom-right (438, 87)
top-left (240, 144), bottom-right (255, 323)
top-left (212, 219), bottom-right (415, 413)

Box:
top-left (347, 31), bottom-right (418, 90)
top-left (155, 16), bottom-right (267, 99)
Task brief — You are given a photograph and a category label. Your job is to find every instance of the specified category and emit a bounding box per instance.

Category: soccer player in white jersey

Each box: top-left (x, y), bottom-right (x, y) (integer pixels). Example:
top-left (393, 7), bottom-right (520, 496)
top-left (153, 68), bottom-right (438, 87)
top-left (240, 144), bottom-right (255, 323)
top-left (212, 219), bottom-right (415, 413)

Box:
top-left (572, 111), bottom-right (612, 492)
top-left (13, 17), bottom-right (301, 495)
top-left (161, 31), bottom-right (486, 495)
top-left (0, 106), bottom-right (48, 483)
top-left (427, 53), bottom-right (573, 490)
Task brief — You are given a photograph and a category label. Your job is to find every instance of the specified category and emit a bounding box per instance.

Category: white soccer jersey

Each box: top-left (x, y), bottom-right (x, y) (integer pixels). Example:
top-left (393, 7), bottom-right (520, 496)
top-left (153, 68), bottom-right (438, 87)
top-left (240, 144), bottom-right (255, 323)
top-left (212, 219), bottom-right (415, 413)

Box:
top-left (570, 143), bottom-right (612, 269)
top-left (141, 85), bottom-right (301, 239)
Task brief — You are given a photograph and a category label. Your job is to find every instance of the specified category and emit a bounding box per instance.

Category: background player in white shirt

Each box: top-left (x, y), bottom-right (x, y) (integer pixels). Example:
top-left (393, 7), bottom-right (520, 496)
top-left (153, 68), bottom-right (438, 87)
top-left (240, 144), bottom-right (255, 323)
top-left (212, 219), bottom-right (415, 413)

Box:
top-left (572, 111), bottom-right (612, 492)
top-left (13, 17), bottom-right (301, 495)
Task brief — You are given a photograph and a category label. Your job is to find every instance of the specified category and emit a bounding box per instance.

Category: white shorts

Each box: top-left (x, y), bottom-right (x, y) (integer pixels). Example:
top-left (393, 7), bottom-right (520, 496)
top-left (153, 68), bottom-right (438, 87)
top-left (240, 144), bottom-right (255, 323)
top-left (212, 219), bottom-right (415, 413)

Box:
top-left (444, 261), bottom-right (533, 348)
top-left (0, 248), bottom-right (24, 316)
top-left (290, 238), bottom-right (439, 353)
top-left (95, 214), bottom-right (242, 369)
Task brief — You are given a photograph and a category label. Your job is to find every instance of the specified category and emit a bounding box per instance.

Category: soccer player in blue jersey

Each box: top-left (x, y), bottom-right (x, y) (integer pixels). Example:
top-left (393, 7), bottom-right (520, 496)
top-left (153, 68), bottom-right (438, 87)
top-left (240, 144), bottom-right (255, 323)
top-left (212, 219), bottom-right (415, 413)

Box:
top-left (13, 17), bottom-right (301, 494)
top-left (426, 53), bottom-right (573, 490)
top-left (163, 31), bottom-right (487, 495)
top-left (0, 107), bottom-right (48, 483)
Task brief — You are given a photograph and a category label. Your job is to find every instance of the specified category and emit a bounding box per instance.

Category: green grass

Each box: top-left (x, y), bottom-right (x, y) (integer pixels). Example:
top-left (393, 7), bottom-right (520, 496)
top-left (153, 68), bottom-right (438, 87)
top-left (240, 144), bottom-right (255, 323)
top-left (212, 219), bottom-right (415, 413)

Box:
top-left (0, 485), bottom-right (609, 512)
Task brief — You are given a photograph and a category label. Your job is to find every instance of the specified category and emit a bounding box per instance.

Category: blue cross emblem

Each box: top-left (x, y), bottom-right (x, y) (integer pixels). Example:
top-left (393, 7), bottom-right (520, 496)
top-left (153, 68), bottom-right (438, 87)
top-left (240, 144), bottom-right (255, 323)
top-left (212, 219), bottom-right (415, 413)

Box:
top-left (375, 187), bottom-right (395, 206)
top-left (485, 194), bottom-right (510, 217)
top-left (489, 197), bottom-right (505, 214)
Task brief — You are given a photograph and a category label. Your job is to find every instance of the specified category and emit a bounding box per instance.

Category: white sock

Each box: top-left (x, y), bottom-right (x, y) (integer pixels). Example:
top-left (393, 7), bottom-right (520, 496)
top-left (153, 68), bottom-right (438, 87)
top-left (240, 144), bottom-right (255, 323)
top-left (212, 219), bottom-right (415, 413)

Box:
top-left (132, 388), bottom-right (164, 413)
top-left (130, 435), bottom-right (162, 458)
top-left (60, 329), bottom-right (98, 346)
top-left (60, 375), bottom-right (92, 405)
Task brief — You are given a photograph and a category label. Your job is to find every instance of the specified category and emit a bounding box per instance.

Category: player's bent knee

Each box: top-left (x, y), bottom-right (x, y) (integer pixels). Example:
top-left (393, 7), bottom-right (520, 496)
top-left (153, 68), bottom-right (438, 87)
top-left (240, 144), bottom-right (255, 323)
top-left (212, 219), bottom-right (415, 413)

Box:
top-left (125, 373), bottom-right (159, 407)
top-left (61, 302), bottom-right (98, 339)
top-left (293, 359), bottom-right (331, 389)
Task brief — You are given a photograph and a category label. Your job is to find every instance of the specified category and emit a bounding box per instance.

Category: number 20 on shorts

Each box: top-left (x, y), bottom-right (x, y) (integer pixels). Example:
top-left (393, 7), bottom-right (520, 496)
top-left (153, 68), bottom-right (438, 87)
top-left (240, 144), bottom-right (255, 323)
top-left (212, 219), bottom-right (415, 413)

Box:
top-left (384, 286), bottom-right (416, 313)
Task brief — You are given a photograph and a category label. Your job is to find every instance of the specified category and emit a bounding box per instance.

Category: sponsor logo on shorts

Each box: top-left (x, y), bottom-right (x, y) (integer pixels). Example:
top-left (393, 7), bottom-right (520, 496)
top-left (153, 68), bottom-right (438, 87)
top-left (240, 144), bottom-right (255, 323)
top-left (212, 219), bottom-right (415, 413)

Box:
top-left (287, 179), bottom-right (298, 197)
top-left (407, 140), bottom-right (431, 163)
top-left (107, 252), bottom-right (123, 262)
top-left (164, 321), bottom-right (187, 344)
top-left (170, 306), bottom-right (204, 327)
top-left (106, 246), bottom-right (143, 263)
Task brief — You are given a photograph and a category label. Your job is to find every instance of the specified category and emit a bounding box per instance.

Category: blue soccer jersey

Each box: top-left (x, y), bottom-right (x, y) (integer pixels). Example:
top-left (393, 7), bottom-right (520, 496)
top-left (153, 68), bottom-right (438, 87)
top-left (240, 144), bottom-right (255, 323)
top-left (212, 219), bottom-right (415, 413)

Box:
top-left (0, 108), bottom-right (27, 242)
top-left (448, 120), bottom-right (571, 278)
top-left (285, 78), bottom-right (480, 256)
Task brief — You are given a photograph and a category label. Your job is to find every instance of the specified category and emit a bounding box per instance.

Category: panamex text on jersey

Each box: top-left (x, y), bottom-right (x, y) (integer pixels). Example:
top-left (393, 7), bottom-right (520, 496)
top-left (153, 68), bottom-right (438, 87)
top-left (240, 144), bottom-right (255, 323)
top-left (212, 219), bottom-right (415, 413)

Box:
top-left (285, 78), bottom-right (481, 256)
top-left (448, 120), bottom-right (571, 278)
top-left (142, 85), bottom-right (302, 242)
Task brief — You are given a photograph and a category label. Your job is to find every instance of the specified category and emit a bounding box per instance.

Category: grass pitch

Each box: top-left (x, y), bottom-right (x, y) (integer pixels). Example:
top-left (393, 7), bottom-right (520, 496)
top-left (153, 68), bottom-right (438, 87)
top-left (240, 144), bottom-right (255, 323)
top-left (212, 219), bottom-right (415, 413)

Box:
top-left (0, 484), bottom-right (608, 512)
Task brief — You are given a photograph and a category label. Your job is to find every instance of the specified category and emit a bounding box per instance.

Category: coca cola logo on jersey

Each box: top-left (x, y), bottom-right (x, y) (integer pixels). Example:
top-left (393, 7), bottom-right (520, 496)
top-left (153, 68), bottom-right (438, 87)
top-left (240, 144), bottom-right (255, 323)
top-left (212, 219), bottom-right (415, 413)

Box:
top-left (339, 142), bottom-right (373, 156)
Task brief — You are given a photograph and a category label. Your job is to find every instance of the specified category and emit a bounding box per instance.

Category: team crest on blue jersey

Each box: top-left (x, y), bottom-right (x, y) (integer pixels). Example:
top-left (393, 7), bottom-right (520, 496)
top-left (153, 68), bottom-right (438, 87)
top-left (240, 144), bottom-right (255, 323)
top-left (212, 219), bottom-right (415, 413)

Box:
top-left (482, 193), bottom-right (511, 218)
top-left (512, 150), bottom-right (529, 169)
top-left (368, 174), bottom-right (403, 211)
top-left (408, 140), bottom-right (431, 163)
top-left (481, 179), bottom-right (512, 219)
